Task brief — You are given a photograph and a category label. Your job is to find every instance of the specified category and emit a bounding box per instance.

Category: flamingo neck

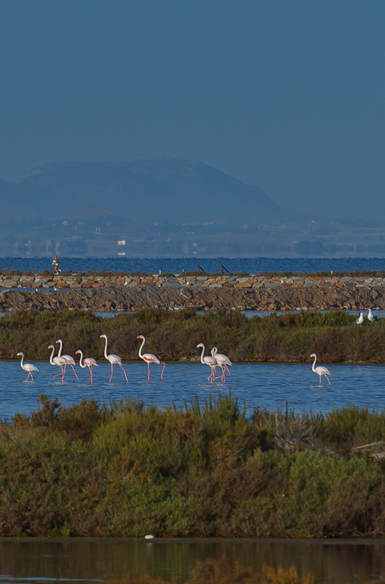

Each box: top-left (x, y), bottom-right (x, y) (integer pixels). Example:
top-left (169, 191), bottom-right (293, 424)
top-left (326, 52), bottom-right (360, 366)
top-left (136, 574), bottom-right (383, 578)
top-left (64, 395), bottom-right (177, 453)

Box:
top-left (138, 337), bottom-right (146, 358)
top-left (103, 336), bottom-right (108, 359)
top-left (19, 353), bottom-right (24, 367)
top-left (57, 340), bottom-right (63, 357)
top-left (200, 344), bottom-right (206, 364)
top-left (312, 355), bottom-right (317, 372)
top-left (77, 351), bottom-right (86, 368)
top-left (49, 346), bottom-right (55, 365)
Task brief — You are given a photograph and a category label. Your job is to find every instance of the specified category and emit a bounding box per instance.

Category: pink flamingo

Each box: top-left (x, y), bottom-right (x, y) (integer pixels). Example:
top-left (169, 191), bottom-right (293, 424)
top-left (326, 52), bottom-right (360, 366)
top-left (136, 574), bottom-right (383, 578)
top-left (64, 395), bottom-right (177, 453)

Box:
top-left (211, 347), bottom-right (232, 382)
top-left (137, 335), bottom-right (165, 381)
top-left (56, 339), bottom-right (79, 380)
top-left (75, 350), bottom-right (98, 384)
top-left (17, 352), bottom-right (39, 382)
top-left (48, 344), bottom-right (67, 380)
top-left (100, 334), bottom-right (128, 382)
top-left (310, 353), bottom-right (331, 386)
top-left (197, 343), bottom-right (218, 382)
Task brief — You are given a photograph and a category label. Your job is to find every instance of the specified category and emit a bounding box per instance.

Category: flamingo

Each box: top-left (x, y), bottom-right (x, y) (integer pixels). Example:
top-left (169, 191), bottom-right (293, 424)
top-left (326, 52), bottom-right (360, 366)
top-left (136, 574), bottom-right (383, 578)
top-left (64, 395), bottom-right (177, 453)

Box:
top-left (48, 344), bottom-right (67, 380)
top-left (355, 313), bottom-right (364, 325)
top-left (17, 352), bottom-right (39, 382)
top-left (211, 347), bottom-right (232, 382)
top-left (197, 343), bottom-right (218, 382)
top-left (75, 350), bottom-right (98, 384)
top-left (368, 308), bottom-right (376, 323)
top-left (100, 334), bottom-right (128, 382)
top-left (310, 353), bottom-right (331, 386)
top-left (137, 335), bottom-right (165, 381)
top-left (56, 339), bottom-right (79, 380)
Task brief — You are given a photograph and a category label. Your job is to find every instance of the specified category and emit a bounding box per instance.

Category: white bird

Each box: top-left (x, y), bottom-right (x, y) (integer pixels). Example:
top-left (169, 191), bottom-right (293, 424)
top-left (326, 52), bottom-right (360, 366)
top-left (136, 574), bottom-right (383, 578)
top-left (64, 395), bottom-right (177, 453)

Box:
top-left (48, 344), bottom-right (67, 380)
top-left (100, 334), bottom-right (128, 382)
top-left (355, 312), bottom-right (364, 325)
top-left (75, 349), bottom-right (98, 384)
top-left (56, 339), bottom-right (79, 380)
top-left (310, 353), bottom-right (331, 386)
top-left (197, 343), bottom-right (218, 382)
top-left (368, 308), bottom-right (376, 323)
top-left (210, 347), bottom-right (232, 382)
top-left (17, 352), bottom-right (39, 382)
top-left (137, 335), bottom-right (165, 381)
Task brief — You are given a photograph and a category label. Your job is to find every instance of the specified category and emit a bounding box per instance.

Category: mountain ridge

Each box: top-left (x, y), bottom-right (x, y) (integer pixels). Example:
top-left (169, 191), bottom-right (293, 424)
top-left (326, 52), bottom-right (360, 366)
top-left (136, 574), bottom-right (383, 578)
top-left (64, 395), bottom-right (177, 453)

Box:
top-left (0, 158), bottom-right (311, 226)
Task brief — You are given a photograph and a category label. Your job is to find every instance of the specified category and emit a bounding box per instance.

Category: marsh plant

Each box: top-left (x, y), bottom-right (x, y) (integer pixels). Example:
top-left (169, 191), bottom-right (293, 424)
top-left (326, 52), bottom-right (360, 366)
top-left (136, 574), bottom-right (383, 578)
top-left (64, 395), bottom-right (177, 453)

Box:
top-left (2, 394), bottom-right (385, 538)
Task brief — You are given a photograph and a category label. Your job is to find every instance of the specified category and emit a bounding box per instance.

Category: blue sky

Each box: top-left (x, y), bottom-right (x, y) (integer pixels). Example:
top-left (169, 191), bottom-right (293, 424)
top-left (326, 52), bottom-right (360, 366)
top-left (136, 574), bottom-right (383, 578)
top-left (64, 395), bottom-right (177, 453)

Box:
top-left (0, 0), bottom-right (384, 220)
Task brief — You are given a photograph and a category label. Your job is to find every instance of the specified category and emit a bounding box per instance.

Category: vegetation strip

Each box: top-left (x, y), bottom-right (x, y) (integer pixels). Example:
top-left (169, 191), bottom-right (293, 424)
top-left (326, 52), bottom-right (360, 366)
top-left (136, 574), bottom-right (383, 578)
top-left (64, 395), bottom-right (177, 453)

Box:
top-left (3, 394), bottom-right (385, 538)
top-left (0, 308), bottom-right (384, 363)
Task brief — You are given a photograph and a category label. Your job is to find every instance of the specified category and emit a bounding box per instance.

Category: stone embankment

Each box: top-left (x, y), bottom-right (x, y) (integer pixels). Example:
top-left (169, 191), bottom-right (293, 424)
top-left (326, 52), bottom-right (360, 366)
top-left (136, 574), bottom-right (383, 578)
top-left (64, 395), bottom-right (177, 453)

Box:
top-left (0, 273), bottom-right (384, 312)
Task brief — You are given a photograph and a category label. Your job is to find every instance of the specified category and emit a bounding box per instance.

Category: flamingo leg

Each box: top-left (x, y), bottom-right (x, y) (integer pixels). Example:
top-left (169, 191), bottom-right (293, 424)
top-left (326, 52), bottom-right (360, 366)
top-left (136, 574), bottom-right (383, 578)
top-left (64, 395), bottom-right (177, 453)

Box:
top-left (147, 362), bottom-right (151, 381)
top-left (224, 365), bottom-right (231, 376)
top-left (88, 366), bottom-right (93, 384)
top-left (118, 363), bottom-right (128, 382)
top-left (109, 363), bottom-right (114, 382)
top-left (325, 374), bottom-right (331, 385)
top-left (220, 366), bottom-right (226, 382)
top-left (160, 362), bottom-right (165, 380)
top-left (210, 367), bottom-right (216, 382)
top-left (207, 366), bottom-right (213, 382)
top-left (53, 372), bottom-right (62, 379)
top-left (53, 365), bottom-right (65, 380)
top-left (69, 364), bottom-right (79, 380)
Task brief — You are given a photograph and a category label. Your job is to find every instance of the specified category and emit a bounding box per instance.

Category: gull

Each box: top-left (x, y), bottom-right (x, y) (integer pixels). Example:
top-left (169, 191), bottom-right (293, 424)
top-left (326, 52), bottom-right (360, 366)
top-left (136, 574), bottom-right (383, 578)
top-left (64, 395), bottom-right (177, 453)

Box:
top-left (355, 313), bottom-right (364, 325)
top-left (368, 308), bottom-right (376, 323)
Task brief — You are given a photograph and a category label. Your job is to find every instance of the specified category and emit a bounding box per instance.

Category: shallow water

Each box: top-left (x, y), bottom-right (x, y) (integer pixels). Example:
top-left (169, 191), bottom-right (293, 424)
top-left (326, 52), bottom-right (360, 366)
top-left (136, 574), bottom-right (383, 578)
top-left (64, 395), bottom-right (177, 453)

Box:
top-left (0, 539), bottom-right (385, 584)
top-left (1, 361), bottom-right (385, 419)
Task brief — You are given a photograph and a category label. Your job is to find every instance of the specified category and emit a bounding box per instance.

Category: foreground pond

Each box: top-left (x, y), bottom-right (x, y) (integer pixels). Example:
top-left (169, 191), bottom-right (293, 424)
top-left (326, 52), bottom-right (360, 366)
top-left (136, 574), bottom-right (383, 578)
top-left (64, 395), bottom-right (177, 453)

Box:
top-left (0, 539), bottom-right (384, 584)
top-left (1, 361), bottom-right (385, 419)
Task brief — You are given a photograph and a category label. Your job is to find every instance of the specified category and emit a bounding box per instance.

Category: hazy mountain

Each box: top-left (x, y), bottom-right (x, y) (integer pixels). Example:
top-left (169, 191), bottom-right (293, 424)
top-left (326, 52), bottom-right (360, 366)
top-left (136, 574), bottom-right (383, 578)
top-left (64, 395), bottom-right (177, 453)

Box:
top-left (0, 159), bottom-right (311, 227)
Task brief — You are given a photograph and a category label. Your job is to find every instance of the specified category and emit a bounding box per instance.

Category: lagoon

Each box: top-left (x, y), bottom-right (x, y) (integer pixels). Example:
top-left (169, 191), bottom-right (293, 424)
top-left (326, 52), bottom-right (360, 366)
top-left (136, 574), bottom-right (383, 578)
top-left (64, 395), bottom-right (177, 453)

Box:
top-left (1, 361), bottom-right (385, 419)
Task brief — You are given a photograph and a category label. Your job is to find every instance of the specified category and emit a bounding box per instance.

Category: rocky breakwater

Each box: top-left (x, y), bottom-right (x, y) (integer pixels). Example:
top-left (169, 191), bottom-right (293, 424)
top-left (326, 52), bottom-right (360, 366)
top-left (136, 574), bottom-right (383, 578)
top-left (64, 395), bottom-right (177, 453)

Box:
top-left (0, 272), bottom-right (384, 312)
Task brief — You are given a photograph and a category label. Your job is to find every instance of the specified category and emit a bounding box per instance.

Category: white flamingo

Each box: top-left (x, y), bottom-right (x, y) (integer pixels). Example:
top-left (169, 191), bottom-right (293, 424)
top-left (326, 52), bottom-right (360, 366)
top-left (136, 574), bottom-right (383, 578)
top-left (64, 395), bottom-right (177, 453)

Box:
top-left (75, 350), bottom-right (98, 384)
top-left (310, 353), bottom-right (331, 386)
top-left (355, 313), bottom-right (364, 325)
top-left (48, 344), bottom-right (67, 380)
top-left (17, 352), bottom-right (39, 382)
top-left (211, 347), bottom-right (232, 382)
top-left (197, 343), bottom-right (218, 382)
top-left (100, 334), bottom-right (128, 382)
top-left (368, 308), bottom-right (376, 323)
top-left (137, 335), bottom-right (165, 381)
top-left (56, 339), bottom-right (79, 380)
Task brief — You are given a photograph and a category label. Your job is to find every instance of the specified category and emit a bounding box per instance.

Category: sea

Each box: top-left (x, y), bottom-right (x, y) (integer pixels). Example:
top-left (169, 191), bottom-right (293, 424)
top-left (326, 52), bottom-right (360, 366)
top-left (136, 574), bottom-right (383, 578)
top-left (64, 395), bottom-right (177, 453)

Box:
top-left (0, 255), bottom-right (385, 274)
